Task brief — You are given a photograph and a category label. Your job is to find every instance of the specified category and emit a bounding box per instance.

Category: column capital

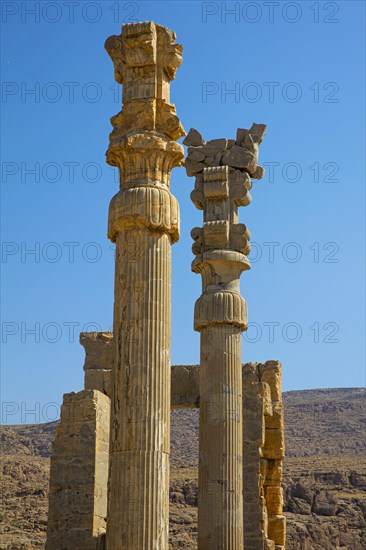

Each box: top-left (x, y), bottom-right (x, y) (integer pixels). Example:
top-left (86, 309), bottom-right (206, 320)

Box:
top-left (184, 126), bottom-right (266, 332)
top-left (106, 132), bottom-right (184, 188)
top-left (105, 22), bottom-right (185, 242)
top-left (105, 21), bottom-right (185, 142)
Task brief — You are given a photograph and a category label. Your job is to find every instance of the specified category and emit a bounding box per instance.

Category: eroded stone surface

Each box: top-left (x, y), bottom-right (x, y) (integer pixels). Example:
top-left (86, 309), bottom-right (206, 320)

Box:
top-left (105, 21), bottom-right (184, 550)
top-left (80, 332), bottom-right (113, 397)
top-left (171, 365), bottom-right (200, 408)
top-left (184, 125), bottom-right (277, 550)
top-left (47, 326), bottom-right (285, 550)
top-left (243, 361), bottom-right (286, 550)
top-left (184, 124), bottom-right (266, 179)
top-left (187, 154), bottom-right (257, 548)
top-left (46, 390), bottom-right (110, 550)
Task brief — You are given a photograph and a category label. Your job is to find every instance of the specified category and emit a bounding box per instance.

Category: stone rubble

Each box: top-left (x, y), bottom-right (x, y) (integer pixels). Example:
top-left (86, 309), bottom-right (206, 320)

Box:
top-left (183, 125), bottom-right (266, 179)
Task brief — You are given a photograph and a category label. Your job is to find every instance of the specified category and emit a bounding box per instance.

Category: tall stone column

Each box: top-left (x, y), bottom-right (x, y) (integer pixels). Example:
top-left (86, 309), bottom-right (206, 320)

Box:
top-left (104, 22), bottom-right (185, 549)
top-left (184, 125), bottom-right (266, 549)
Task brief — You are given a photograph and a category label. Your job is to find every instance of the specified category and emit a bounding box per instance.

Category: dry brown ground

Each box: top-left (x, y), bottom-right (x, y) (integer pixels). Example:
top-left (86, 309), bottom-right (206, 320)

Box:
top-left (1, 388), bottom-right (365, 549)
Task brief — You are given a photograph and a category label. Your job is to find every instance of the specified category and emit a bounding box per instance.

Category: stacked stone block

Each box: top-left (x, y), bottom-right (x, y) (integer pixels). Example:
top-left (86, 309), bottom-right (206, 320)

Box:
top-left (47, 332), bottom-right (285, 549)
top-left (243, 361), bottom-right (286, 550)
top-left (184, 125), bottom-right (266, 180)
top-left (80, 332), bottom-right (113, 397)
top-left (46, 390), bottom-right (110, 550)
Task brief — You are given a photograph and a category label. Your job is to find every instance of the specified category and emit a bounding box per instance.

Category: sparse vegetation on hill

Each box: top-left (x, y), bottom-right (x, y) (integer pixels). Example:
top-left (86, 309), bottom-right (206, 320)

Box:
top-left (1, 388), bottom-right (365, 549)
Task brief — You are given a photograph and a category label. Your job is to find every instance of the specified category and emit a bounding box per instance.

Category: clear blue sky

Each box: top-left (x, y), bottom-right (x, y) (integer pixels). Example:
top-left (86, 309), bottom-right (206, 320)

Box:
top-left (1, 1), bottom-right (365, 424)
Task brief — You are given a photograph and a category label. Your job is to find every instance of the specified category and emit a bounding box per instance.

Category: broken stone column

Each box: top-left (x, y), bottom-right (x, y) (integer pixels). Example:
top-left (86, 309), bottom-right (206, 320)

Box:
top-left (184, 124), bottom-right (266, 549)
top-left (46, 390), bottom-right (110, 550)
top-left (104, 21), bottom-right (185, 549)
top-left (80, 332), bottom-right (114, 397)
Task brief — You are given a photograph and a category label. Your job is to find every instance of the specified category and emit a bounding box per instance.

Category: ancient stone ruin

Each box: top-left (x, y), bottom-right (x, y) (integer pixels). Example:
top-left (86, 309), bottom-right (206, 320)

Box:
top-left (46, 21), bottom-right (285, 550)
top-left (184, 123), bottom-right (265, 548)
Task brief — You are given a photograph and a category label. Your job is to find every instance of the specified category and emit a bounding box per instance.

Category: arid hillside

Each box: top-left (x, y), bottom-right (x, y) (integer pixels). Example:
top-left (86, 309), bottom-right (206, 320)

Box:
top-left (0, 387), bottom-right (365, 549)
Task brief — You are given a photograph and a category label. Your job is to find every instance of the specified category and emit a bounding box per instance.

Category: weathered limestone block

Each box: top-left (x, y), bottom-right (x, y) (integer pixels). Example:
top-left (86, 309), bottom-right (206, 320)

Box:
top-left (262, 459), bottom-right (283, 485)
top-left (264, 486), bottom-right (284, 516)
top-left (73, 331), bottom-right (286, 548)
top-left (171, 364), bottom-right (200, 407)
top-left (242, 361), bottom-right (285, 550)
top-left (184, 123), bottom-right (266, 179)
top-left (243, 364), bottom-right (268, 548)
top-left (259, 361), bottom-right (282, 401)
top-left (46, 390), bottom-right (110, 550)
top-left (80, 332), bottom-right (113, 397)
top-left (268, 515), bottom-right (286, 546)
top-left (105, 21), bottom-right (184, 550)
top-left (183, 128), bottom-right (205, 147)
top-left (263, 429), bottom-right (285, 460)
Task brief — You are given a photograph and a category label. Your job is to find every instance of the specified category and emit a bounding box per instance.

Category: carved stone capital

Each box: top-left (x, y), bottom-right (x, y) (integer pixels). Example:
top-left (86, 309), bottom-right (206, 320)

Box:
top-left (192, 250), bottom-right (250, 331)
top-left (186, 129), bottom-right (267, 334)
top-left (106, 132), bottom-right (184, 187)
top-left (194, 291), bottom-right (248, 331)
top-left (105, 21), bottom-right (185, 140)
top-left (105, 22), bottom-right (185, 245)
top-left (108, 185), bottom-right (179, 242)
top-left (184, 124), bottom-right (266, 178)
top-left (192, 250), bottom-right (250, 278)
top-left (190, 166), bottom-right (252, 257)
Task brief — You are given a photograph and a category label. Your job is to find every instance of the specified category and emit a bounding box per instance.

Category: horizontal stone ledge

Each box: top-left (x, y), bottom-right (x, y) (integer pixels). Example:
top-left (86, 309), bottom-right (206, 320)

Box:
top-left (83, 362), bottom-right (282, 409)
top-left (80, 333), bottom-right (282, 408)
top-left (165, 360), bottom-right (283, 409)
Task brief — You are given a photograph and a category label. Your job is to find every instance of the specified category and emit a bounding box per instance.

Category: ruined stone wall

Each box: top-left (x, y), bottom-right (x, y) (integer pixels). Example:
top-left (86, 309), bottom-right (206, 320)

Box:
top-left (47, 334), bottom-right (285, 549)
top-left (46, 389), bottom-right (110, 550)
top-left (243, 362), bottom-right (286, 550)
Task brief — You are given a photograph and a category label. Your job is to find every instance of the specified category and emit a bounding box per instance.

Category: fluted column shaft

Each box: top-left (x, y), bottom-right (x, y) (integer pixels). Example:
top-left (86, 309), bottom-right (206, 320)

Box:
top-left (106, 176), bottom-right (182, 550)
top-left (187, 162), bottom-right (258, 550)
top-left (194, 251), bottom-right (248, 550)
top-left (108, 229), bottom-right (171, 548)
top-left (199, 323), bottom-right (243, 548)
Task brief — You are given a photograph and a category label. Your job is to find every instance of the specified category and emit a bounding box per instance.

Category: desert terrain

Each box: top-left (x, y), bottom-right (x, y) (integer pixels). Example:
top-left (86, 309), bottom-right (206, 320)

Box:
top-left (1, 387), bottom-right (365, 549)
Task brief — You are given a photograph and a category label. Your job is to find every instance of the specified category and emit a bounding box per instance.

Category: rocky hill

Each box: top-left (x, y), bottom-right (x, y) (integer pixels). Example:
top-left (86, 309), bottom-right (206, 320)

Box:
top-left (0, 388), bottom-right (365, 549)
